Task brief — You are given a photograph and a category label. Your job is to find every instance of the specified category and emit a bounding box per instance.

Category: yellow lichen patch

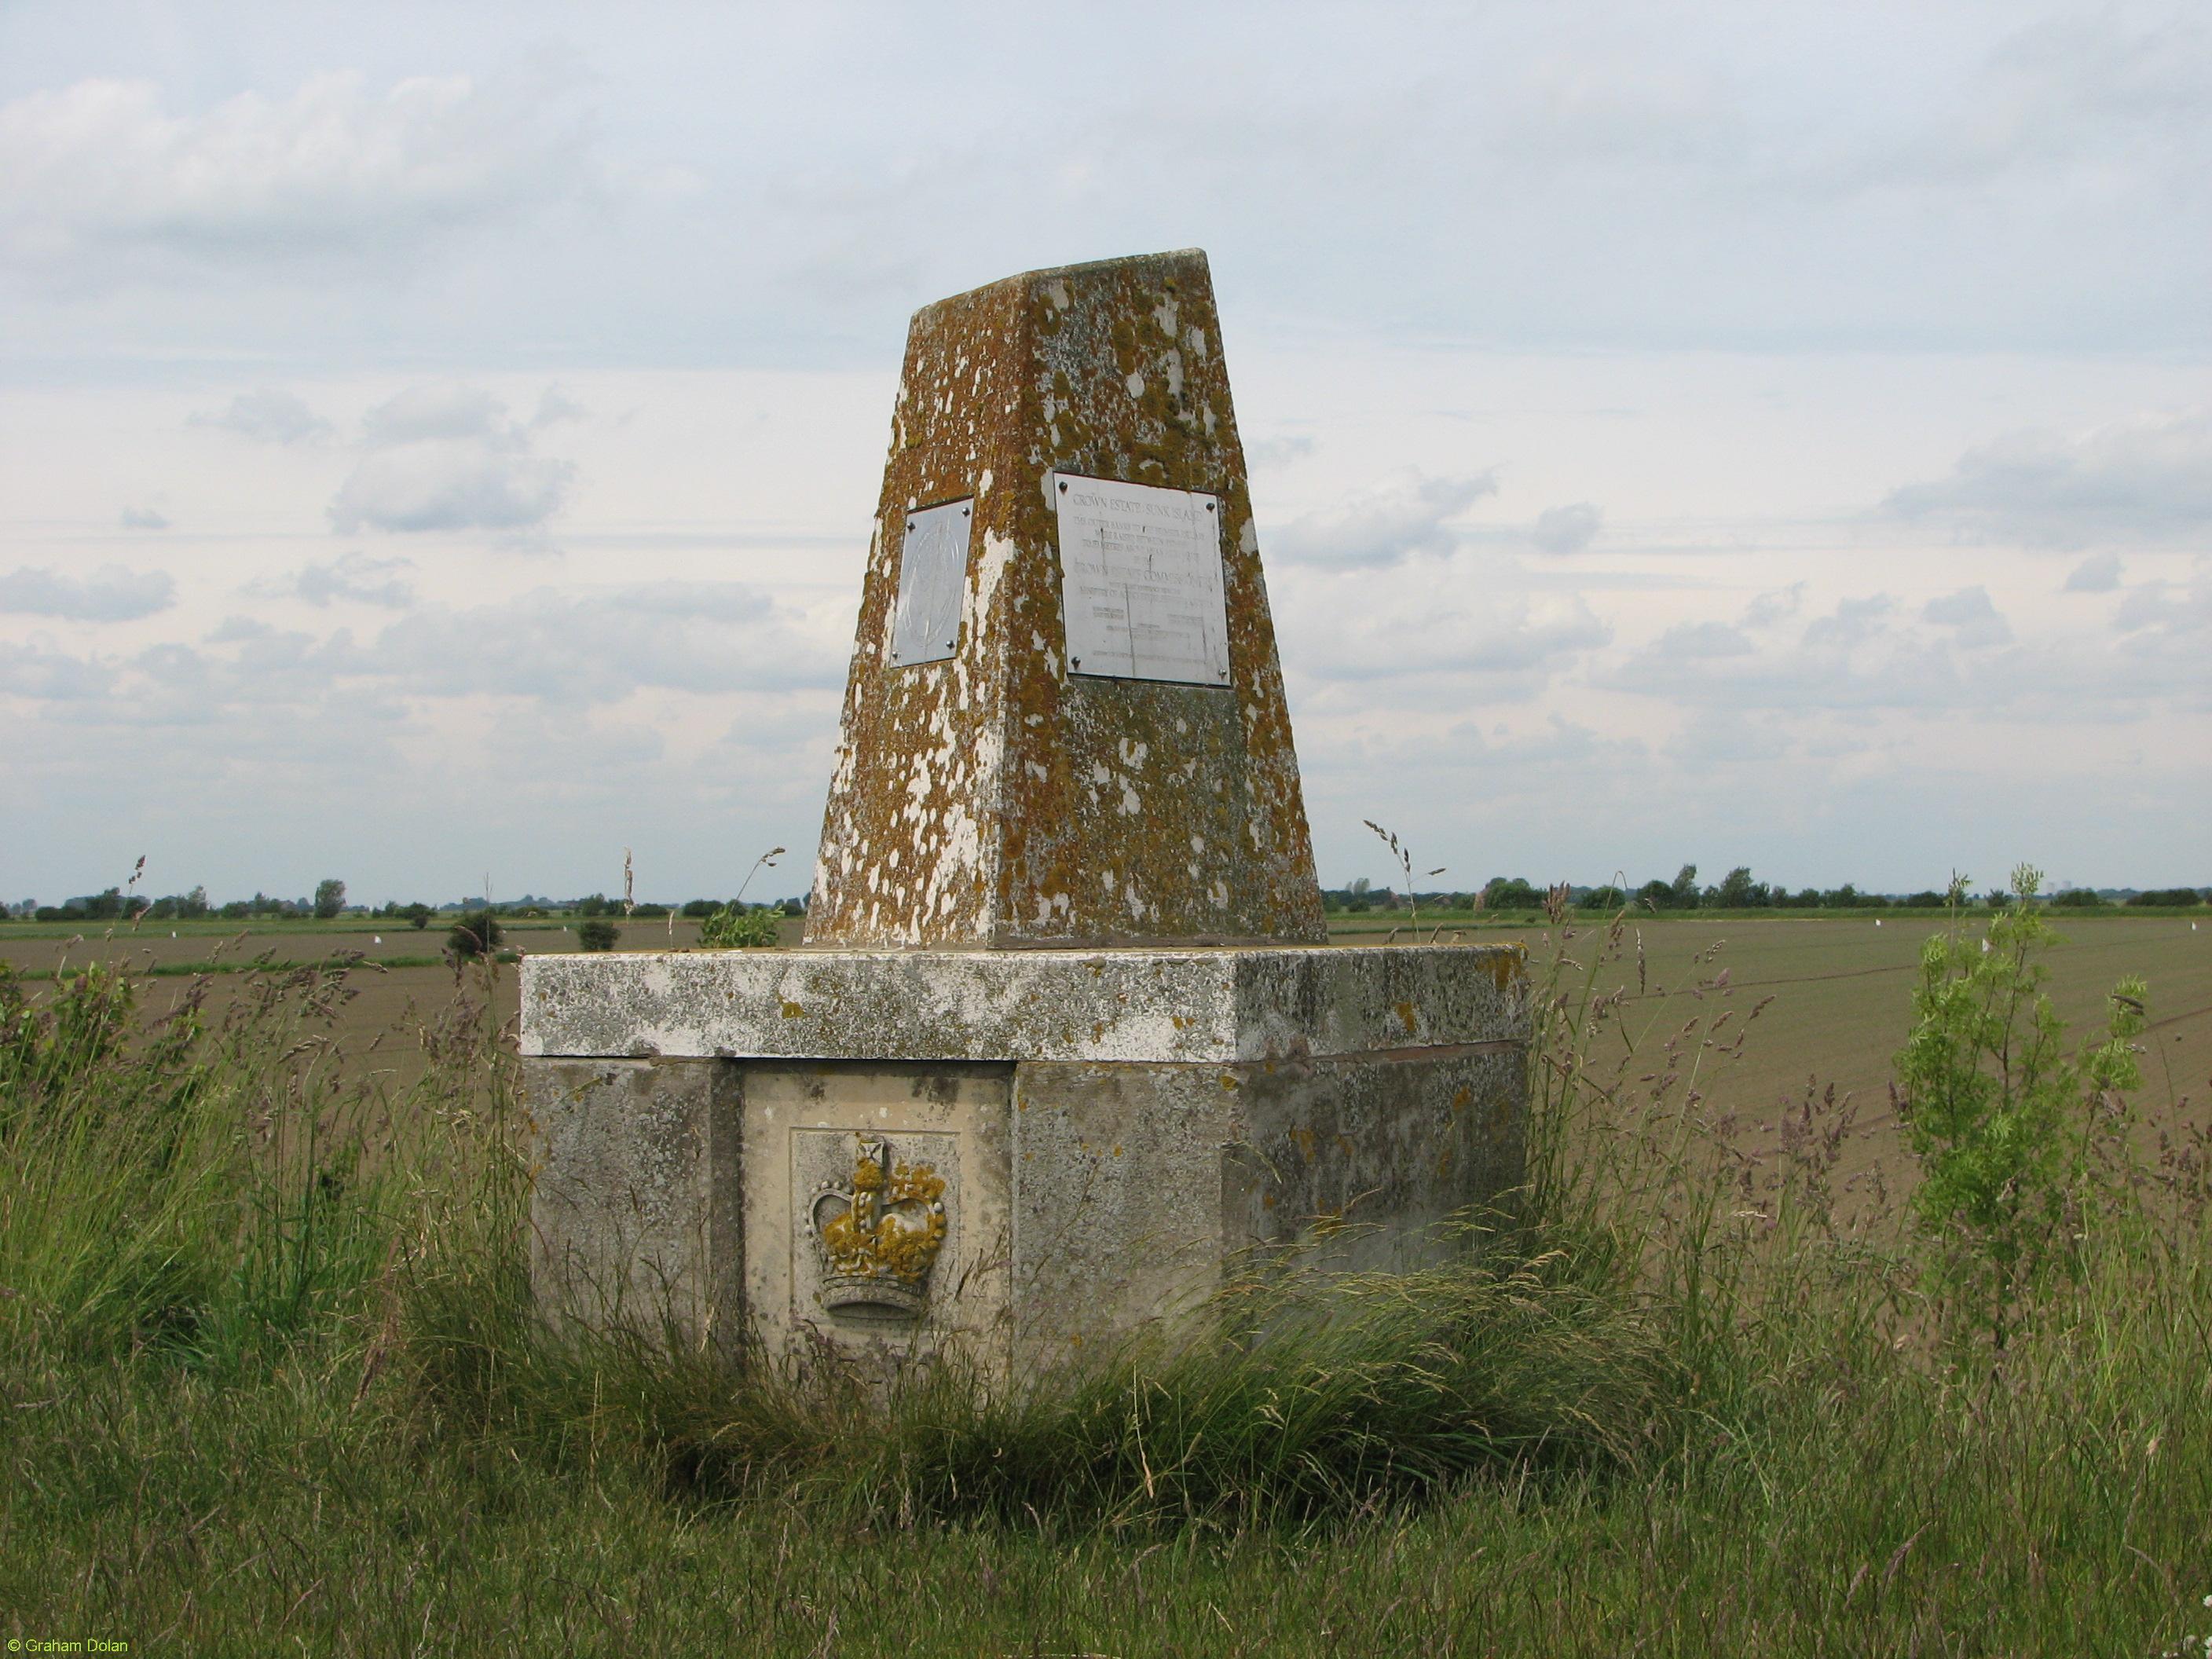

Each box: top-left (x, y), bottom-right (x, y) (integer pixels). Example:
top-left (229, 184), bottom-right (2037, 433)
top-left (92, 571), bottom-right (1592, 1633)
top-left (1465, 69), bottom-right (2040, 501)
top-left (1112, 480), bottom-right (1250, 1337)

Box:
top-left (779, 1001), bottom-right (804, 1020)
top-left (1394, 1000), bottom-right (1418, 1035)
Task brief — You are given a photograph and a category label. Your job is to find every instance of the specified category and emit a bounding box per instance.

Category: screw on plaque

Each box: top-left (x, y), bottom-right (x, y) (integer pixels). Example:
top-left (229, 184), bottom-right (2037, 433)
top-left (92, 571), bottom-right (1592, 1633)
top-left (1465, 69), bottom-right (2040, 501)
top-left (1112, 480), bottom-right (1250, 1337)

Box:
top-left (1071, 657), bottom-right (1082, 670)
top-left (1204, 501), bottom-right (1215, 512)
top-left (1058, 481), bottom-right (1068, 493)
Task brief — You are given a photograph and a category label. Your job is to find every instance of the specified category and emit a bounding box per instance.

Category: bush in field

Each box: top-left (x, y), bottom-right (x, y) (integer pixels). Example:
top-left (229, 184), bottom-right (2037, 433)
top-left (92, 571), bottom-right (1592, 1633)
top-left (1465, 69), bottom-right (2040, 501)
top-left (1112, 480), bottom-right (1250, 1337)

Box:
top-left (2130, 887), bottom-right (2204, 907)
top-left (1891, 866), bottom-right (2147, 1346)
top-left (575, 919), bottom-right (619, 952)
top-left (2050, 888), bottom-right (2104, 908)
top-left (446, 911), bottom-right (504, 959)
top-left (699, 903), bottom-right (779, 948)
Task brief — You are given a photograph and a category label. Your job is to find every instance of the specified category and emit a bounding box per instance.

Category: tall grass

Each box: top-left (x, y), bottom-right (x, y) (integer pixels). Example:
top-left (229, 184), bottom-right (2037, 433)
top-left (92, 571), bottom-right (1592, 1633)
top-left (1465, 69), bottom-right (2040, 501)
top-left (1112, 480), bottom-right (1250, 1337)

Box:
top-left (2, 918), bottom-right (2208, 1654)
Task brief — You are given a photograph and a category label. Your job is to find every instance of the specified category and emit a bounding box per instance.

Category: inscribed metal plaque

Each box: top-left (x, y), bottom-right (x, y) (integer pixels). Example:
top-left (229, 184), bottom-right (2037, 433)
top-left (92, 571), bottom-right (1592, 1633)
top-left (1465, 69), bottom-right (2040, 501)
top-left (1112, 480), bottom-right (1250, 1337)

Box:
top-left (1053, 474), bottom-right (1229, 687)
top-left (890, 496), bottom-right (972, 667)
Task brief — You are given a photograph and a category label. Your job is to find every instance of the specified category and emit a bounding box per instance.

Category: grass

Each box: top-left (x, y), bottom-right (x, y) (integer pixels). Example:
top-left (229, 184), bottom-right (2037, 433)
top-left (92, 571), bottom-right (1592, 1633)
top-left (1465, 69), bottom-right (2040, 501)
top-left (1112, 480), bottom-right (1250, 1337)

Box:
top-left (2, 915), bottom-right (2209, 1654)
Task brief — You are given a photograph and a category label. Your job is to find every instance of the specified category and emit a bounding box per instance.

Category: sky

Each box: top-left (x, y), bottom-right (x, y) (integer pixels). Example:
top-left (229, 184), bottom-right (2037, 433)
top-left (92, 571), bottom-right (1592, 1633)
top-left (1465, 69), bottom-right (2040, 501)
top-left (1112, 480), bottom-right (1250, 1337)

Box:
top-left (1, 0), bottom-right (2206, 906)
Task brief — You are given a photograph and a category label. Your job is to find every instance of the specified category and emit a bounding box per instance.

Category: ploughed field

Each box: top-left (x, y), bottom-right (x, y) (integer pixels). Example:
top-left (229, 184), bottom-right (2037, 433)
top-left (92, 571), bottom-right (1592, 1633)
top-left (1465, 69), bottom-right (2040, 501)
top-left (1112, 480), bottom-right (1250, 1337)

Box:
top-left (4, 911), bottom-right (2203, 1160)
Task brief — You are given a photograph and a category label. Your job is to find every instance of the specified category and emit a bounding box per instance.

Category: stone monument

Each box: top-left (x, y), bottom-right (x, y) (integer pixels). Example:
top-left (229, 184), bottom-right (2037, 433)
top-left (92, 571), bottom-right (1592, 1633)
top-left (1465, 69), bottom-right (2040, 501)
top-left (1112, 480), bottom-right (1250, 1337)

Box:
top-left (522, 251), bottom-right (1529, 1375)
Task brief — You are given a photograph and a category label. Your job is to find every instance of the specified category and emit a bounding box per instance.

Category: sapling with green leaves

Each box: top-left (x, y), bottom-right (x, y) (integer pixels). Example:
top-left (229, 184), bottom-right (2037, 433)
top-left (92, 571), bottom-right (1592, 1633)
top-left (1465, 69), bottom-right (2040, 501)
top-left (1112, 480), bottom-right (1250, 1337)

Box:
top-left (1891, 865), bottom-right (2148, 1346)
top-left (700, 845), bottom-right (789, 948)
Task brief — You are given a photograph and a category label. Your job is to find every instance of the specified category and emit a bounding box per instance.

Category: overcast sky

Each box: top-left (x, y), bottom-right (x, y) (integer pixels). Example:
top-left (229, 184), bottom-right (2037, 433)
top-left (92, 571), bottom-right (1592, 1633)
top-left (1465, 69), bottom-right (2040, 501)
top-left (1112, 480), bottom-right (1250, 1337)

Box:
top-left (2, 0), bottom-right (2206, 906)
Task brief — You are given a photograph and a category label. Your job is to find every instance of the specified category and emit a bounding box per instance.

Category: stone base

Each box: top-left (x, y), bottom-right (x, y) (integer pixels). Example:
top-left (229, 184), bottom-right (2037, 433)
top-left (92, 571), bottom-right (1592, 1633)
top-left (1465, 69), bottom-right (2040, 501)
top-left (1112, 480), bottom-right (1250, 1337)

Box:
top-left (522, 945), bottom-right (1527, 1374)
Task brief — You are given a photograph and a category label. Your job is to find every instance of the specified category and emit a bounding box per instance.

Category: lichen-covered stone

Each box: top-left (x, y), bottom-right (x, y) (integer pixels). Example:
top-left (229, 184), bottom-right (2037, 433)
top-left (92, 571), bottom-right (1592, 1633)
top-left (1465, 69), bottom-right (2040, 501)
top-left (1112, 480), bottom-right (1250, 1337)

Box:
top-left (804, 249), bottom-right (1326, 947)
top-left (520, 943), bottom-right (1529, 1066)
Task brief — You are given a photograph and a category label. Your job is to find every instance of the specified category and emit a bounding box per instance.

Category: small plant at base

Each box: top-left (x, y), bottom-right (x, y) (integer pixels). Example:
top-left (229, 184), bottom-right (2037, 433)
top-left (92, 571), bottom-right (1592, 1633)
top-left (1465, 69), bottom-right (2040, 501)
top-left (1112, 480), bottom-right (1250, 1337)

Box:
top-left (700, 845), bottom-right (788, 949)
top-left (700, 904), bottom-right (778, 948)
top-left (1890, 864), bottom-right (2148, 1347)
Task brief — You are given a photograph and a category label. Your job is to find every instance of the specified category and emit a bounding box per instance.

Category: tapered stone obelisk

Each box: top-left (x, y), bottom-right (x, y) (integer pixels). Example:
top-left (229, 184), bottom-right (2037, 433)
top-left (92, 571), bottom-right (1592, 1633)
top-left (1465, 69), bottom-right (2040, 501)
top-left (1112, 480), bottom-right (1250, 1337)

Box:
top-left (805, 250), bottom-right (1326, 948)
top-left (521, 252), bottom-right (1528, 1380)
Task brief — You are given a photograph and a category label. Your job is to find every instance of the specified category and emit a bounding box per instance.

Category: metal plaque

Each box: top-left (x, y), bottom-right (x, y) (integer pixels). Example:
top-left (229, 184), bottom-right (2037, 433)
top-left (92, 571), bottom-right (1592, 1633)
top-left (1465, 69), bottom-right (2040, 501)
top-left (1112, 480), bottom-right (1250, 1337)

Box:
top-left (889, 496), bottom-right (972, 668)
top-left (1053, 474), bottom-right (1230, 687)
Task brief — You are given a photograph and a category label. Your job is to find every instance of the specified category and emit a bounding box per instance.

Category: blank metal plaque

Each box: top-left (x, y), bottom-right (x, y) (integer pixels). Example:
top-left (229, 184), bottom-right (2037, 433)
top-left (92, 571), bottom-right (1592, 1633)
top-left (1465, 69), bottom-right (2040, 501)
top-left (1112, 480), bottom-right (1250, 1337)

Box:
top-left (1053, 474), bottom-right (1230, 687)
top-left (890, 497), bottom-right (972, 668)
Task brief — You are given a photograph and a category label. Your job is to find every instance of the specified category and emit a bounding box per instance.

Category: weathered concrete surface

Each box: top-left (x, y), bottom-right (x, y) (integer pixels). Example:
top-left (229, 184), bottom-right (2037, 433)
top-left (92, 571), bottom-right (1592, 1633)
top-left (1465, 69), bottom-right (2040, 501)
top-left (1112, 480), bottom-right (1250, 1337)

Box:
top-left (522, 943), bottom-right (1527, 1065)
top-left (1010, 1046), bottom-right (1525, 1359)
top-left (805, 250), bottom-right (1327, 949)
top-left (523, 1037), bottom-right (1528, 1369)
top-left (525, 1057), bottom-right (741, 1356)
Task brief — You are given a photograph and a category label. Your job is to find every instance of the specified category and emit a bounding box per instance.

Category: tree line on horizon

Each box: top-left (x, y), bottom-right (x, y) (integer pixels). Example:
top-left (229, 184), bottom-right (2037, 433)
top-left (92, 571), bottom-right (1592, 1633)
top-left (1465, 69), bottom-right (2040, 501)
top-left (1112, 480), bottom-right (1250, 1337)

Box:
top-left (2, 880), bottom-right (811, 925)
top-left (7, 866), bottom-right (2203, 925)
top-left (1323, 864), bottom-right (2209, 914)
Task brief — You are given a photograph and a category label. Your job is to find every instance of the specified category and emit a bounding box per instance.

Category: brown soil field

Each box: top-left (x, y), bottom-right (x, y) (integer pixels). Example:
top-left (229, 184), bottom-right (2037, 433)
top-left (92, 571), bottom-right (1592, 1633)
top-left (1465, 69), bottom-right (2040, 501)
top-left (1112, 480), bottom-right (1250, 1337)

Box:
top-left (7, 913), bottom-right (2204, 1189)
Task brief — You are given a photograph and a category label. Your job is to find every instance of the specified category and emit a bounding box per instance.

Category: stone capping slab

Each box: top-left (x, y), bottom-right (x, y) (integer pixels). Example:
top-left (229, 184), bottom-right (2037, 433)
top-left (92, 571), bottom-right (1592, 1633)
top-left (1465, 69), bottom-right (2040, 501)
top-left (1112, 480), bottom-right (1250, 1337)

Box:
top-left (521, 944), bottom-right (1528, 1066)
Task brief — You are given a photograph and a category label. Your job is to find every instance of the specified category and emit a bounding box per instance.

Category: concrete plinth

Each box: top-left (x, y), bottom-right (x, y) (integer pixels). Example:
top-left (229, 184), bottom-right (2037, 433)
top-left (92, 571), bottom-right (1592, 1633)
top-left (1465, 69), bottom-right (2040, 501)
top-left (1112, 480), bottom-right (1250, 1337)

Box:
top-left (522, 943), bottom-right (1528, 1372)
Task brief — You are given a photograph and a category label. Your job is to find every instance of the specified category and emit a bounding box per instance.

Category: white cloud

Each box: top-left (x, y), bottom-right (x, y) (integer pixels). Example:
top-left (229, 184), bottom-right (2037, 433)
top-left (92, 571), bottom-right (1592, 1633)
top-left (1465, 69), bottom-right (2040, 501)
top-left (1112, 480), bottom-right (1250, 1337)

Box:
top-left (1802, 594), bottom-right (1895, 651)
top-left (1884, 410), bottom-right (2212, 547)
top-left (1531, 501), bottom-right (1602, 555)
top-left (0, 71), bottom-right (590, 282)
top-left (1269, 472), bottom-right (1496, 568)
top-left (0, 562), bottom-right (174, 620)
top-left (0, 640), bottom-right (114, 699)
top-left (330, 384), bottom-right (576, 534)
top-left (1650, 621), bottom-right (1753, 659)
top-left (1291, 582), bottom-right (1610, 692)
top-left (2114, 574), bottom-right (2211, 640)
top-left (2064, 551), bottom-right (2123, 592)
top-left (191, 388), bottom-right (331, 445)
top-left (293, 552), bottom-right (415, 609)
top-left (1608, 578), bottom-right (2210, 723)
top-left (1247, 434), bottom-right (1317, 471)
top-left (1922, 584), bottom-right (2014, 647)
top-left (1740, 582), bottom-right (1807, 628)
top-left (0, 580), bottom-right (837, 727)
top-left (357, 582), bottom-right (834, 705)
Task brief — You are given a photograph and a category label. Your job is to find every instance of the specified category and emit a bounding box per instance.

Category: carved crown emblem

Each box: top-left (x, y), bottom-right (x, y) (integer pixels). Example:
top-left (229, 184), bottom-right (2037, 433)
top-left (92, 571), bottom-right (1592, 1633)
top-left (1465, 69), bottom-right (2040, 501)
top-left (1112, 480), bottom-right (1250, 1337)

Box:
top-left (809, 1135), bottom-right (948, 1318)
